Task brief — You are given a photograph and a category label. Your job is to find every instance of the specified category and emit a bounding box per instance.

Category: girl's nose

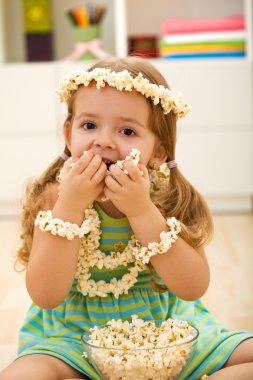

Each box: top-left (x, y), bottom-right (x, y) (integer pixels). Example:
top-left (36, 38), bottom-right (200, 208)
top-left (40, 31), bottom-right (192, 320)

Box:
top-left (93, 131), bottom-right (116, 150)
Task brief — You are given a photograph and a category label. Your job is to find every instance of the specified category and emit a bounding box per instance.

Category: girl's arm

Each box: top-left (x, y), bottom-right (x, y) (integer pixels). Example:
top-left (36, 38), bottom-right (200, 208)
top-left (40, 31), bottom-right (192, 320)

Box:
top-left (26, 183), bottom-right (84, 309)
top-left (105, 161), bottom-right (210, 301)
top-left (26, 151), bottom-right (107, 309)
top-left (128, 203), bottom-right (210, 301)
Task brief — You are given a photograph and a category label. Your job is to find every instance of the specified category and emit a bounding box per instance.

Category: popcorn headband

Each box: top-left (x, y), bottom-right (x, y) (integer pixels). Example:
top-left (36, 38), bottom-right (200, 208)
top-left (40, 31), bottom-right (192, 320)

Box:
top-left (55, 67), bottom-right (191, 118)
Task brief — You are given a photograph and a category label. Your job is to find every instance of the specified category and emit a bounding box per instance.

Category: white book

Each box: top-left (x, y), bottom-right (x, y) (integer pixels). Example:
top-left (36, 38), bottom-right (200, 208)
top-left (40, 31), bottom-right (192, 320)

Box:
top-left (161, 30), bottom-right (246, 44)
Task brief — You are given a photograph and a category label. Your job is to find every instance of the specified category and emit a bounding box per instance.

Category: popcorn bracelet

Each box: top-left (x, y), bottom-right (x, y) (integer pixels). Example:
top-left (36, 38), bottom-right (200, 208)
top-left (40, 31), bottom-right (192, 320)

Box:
top-left (35, 209), bottom-right (181, 258)
top-left (35, 210), bottom-right (92, 241)
top-left (133, 217), bottom-right (181, 264)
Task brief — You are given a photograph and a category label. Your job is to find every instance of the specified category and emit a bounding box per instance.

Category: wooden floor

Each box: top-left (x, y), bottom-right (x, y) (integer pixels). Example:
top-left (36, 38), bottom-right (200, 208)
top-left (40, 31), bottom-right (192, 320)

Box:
top-left (0, 213), bottom-right (253, 369)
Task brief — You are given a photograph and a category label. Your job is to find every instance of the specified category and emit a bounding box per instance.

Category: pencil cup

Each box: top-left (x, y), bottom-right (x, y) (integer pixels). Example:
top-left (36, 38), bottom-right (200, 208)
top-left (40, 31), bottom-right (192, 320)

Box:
top-left (72, 25), bottom-right (102, 60)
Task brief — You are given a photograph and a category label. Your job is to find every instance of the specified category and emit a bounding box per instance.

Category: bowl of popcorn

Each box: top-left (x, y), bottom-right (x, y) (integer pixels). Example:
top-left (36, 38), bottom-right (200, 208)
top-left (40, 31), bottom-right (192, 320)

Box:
top-left (82, 315), bottom-right (199, 380)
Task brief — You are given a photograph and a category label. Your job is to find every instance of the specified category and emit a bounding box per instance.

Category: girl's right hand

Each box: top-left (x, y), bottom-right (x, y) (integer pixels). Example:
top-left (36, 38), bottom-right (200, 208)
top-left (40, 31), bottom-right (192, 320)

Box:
top-left (55, 150), bottom-right (107, 219)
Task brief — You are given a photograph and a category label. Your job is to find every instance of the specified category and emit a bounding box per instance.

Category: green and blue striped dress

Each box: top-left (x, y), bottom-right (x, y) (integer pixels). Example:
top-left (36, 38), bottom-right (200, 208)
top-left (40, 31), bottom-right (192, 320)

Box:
top-left (18, 203), bottom-right (253, 379)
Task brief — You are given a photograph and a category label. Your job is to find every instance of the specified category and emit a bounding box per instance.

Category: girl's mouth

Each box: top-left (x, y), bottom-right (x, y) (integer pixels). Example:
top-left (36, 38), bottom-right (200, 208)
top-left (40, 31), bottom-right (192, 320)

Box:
top-left (104, 160), bottom-right (114, 169)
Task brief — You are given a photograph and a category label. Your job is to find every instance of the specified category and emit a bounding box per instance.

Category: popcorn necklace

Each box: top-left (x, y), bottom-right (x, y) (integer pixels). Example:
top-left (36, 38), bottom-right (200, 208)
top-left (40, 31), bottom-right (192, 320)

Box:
top-left (75, 204), bottom-right (180, 298)
top-left (75, 206), bottom-right (147, 298)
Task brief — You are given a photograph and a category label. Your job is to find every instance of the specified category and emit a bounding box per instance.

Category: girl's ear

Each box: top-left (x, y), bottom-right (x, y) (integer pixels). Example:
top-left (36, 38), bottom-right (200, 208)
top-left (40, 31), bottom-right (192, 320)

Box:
top-left (150, 142), bottom-right (168, 167)
top-left (63, 120), bottom-right (72, 150)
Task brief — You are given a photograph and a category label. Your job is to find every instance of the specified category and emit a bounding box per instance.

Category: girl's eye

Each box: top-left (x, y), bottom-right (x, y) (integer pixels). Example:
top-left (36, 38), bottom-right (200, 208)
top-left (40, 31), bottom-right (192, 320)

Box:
top-left (82, 122), bottom-right (96, 130)
top-left (120, 128), bottom-right (136, 136)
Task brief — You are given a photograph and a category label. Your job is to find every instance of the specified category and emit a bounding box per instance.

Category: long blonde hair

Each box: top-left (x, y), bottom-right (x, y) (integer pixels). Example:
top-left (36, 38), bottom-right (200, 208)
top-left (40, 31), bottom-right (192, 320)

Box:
top-left (16, 56), bottom-right (213, 271)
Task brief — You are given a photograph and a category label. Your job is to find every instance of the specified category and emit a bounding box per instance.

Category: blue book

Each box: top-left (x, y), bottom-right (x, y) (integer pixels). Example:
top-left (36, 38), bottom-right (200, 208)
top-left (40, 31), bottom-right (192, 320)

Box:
top-left (162, 51), bottom-right (245, 59)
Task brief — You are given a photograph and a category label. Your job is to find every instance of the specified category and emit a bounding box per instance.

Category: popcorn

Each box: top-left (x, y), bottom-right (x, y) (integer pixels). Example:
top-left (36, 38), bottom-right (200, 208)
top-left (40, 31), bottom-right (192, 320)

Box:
top-left (34, 210), bottom-right (92, 241)
top-left (132, 217), bottom-right (181, 264)
top-left (102, 146), bottom-right (143, 199)
top-left (56, 68), bottom-right (191, 118)
top-left (83, 316), bottom-right (197, 380)
top-left (76, 210), bottom-right (180, 298)
top-left (115, 148), bottom-right (141, 175)
top-left (148, 162), bottom-right (171, 192)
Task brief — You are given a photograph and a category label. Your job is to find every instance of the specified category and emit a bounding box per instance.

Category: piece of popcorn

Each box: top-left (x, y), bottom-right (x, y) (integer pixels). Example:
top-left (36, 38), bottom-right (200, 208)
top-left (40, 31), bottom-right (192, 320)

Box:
top-left (115, 148), bottom-right (141, 175)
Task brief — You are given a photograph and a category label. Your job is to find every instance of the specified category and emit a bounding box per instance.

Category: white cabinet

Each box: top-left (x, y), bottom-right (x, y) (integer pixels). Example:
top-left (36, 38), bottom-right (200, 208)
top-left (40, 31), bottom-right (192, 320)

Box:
top-left (0, 135), bottom-right (60, 210)
top-left (147, 59), bottom-right (253, 211)
top-left (0, 64), bottom-right (57, 133)
top-left (0, 64), bottom-right (62, 214)
top-left (1, 59), bottom-right (252, 215)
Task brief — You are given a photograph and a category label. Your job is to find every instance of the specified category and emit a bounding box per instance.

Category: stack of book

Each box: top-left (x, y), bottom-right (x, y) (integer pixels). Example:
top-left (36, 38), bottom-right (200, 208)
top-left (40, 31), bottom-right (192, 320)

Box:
top-left (128, 35), bottom-right (158, 58)
top-left (159, 16), bottom-right (246, 59)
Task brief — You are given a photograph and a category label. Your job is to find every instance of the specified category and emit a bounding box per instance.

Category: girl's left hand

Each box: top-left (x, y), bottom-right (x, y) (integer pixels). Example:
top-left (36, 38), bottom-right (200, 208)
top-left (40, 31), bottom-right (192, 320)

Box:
top-left (104, 160), bottom-right (153, 217)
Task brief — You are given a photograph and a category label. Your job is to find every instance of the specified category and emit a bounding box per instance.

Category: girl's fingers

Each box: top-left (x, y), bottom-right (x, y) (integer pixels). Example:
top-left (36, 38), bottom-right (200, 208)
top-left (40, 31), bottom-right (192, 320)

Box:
top-left (81, 154), bottom-right (103, 178)
top-left (122, 160), bottom-right (146, 181)
top-left (91, 161), bottom-right (107, 184)
top-left (108, 164), bottom-right (129, 186)
top-left (61, 157), bottom-right (74, 177)
top-left (138, 164), bottom-right (149, 179)
top-left (70, 151), bottom-right (95, 175)
top-left (104, 185), bottom-right (116, 200)
top-left (105, 172), bottom-right (123, 192)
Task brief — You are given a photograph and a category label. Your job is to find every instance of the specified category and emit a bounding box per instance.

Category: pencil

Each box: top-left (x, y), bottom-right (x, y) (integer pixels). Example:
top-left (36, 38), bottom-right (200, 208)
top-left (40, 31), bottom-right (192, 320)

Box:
top-left (77, 5), bottom-right (89, 26)
top-left (64, 9), bottom-right (77, 26)
top-left (96, 4), bottom-right (107, 23)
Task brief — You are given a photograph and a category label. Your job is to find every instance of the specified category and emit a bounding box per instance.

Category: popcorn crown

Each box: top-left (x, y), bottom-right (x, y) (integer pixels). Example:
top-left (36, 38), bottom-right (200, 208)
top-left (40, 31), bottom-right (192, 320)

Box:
top-left (55, 67), bottom-right (191, 118)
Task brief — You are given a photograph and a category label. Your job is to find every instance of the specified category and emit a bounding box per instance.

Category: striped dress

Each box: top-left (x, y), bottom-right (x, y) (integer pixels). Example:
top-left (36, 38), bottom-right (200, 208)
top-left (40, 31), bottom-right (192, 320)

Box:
top-left (18, 203), bottom-right (253, 379)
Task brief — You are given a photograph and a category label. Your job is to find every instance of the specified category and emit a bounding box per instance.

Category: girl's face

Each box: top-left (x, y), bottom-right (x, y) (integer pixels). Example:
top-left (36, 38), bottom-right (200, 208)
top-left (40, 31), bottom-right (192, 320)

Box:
top-left (64, 84), bottom-right (166, 167)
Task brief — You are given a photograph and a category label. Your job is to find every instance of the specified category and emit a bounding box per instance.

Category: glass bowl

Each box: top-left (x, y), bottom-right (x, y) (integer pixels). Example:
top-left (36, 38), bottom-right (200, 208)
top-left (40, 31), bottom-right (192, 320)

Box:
top-left (81, 319), bottom-right (199, 380)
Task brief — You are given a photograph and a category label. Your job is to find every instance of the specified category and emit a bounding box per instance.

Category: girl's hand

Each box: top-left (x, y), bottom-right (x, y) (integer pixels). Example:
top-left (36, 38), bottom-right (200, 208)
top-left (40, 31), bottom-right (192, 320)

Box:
top-left (56, 150), bottom-right (107, 216)
top-left (104, 160), bottom-right (153, 218)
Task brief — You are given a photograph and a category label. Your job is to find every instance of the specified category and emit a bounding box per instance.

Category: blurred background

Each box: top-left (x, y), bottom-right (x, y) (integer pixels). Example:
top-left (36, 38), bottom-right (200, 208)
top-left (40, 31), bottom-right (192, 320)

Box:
top-left (0, 0), bottom-right (252, 370)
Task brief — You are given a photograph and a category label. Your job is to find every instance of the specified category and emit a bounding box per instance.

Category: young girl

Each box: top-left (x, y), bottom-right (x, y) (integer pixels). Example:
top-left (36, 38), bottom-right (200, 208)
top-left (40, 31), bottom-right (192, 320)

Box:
top-left (1, 57), bottom-right (252, 380)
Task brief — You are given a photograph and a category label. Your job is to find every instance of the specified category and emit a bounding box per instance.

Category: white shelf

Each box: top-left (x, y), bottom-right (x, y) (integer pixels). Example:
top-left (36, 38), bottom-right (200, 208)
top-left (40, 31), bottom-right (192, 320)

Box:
top-left (0, 0), bottom-right (252, 62)
top-left (244, 0), bottom-right (253, 60)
